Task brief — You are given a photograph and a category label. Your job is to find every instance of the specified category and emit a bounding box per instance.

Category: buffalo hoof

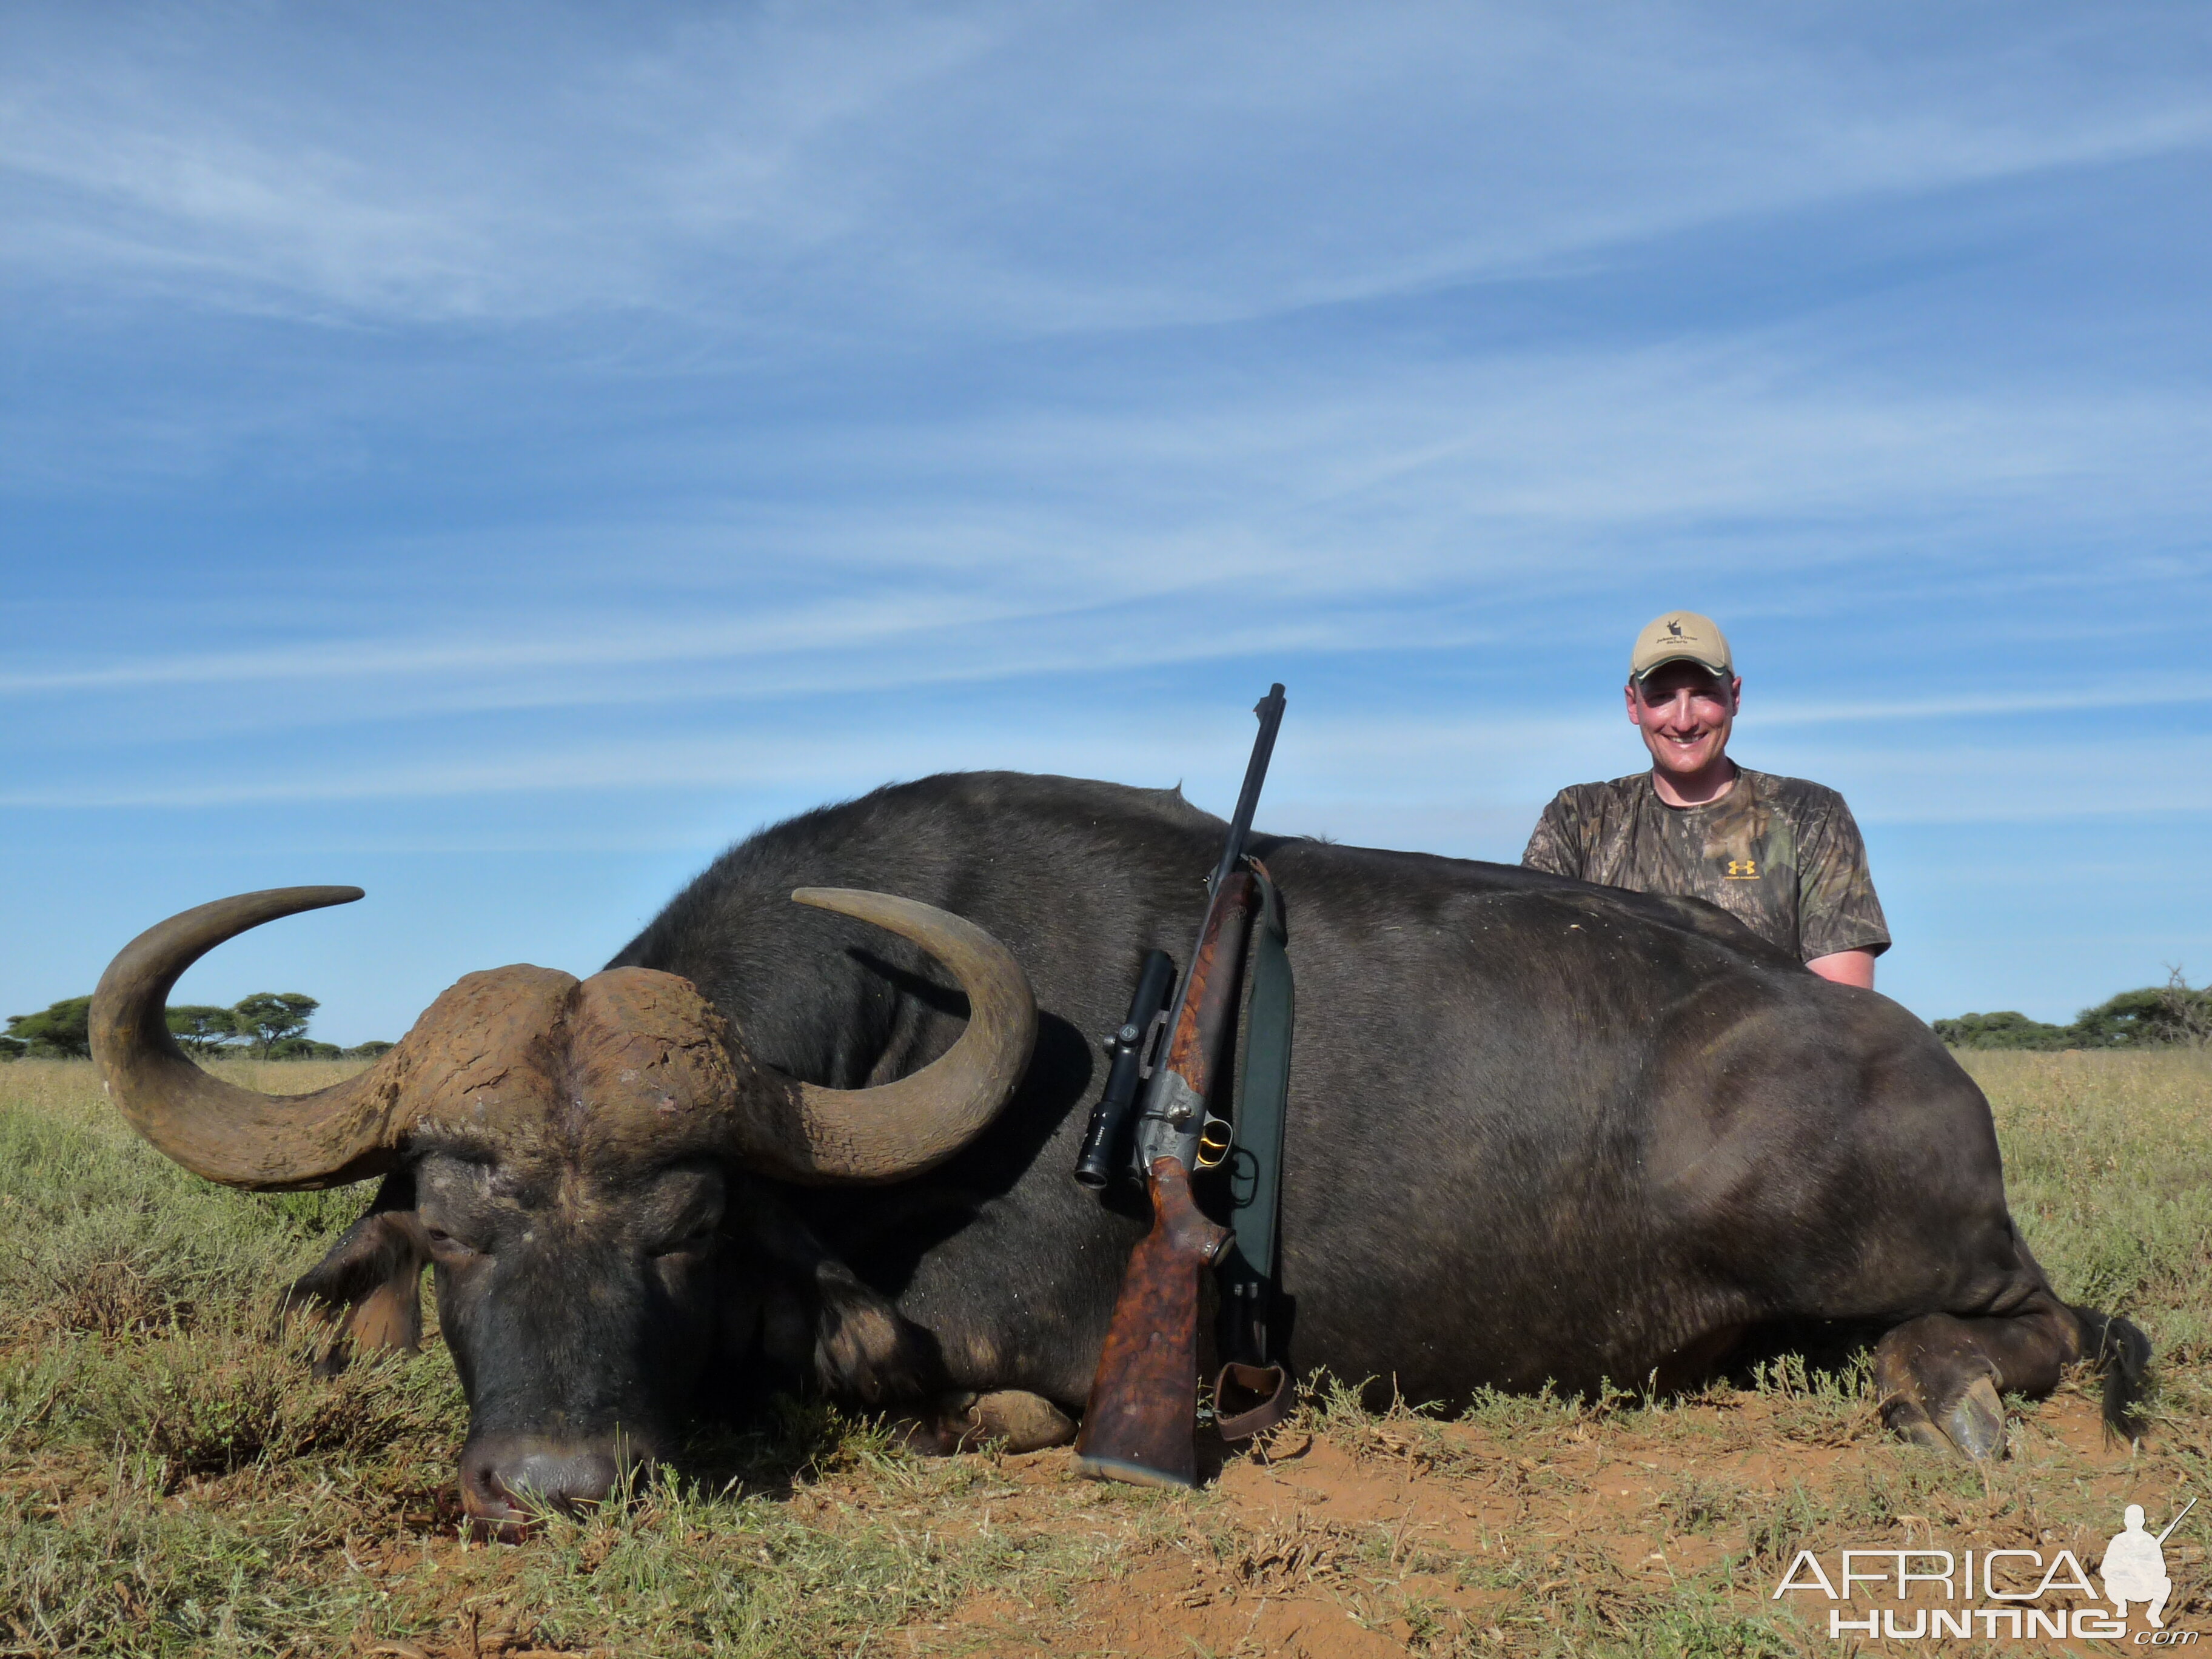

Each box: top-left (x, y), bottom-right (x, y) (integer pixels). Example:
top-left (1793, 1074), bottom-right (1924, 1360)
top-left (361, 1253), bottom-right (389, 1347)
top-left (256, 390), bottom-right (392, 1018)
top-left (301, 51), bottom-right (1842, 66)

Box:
top-left (893, 1390), bottom-right (1076, 1454)
top-left (1882, 1373), bottom-right (2008, 1463)
top-left (1939, 1375), bottom-right (2008, 1463)
top-left (971, 1389), bottom-right (1076, 1450)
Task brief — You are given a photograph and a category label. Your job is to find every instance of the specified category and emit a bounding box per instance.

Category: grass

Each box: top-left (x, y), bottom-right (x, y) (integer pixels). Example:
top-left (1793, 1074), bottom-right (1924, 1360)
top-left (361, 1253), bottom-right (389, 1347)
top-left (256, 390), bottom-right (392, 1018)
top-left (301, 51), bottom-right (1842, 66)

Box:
top-left (1, 1050), bottom-right (2207, 1656)
top-left (1963, 1049), bottom-right (2212, 1364)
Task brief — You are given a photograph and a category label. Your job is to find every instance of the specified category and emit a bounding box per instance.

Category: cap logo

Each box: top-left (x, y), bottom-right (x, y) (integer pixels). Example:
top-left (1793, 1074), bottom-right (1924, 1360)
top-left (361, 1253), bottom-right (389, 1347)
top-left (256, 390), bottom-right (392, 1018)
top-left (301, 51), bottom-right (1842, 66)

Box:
top-left (1632, 611), bottom-right (1731, 680)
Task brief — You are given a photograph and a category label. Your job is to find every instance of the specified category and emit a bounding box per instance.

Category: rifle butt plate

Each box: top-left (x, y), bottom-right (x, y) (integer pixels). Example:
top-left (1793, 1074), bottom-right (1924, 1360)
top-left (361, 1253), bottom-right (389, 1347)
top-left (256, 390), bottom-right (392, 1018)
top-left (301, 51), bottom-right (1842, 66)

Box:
top-left (1069, 1451), bottom-right (1199, 1490)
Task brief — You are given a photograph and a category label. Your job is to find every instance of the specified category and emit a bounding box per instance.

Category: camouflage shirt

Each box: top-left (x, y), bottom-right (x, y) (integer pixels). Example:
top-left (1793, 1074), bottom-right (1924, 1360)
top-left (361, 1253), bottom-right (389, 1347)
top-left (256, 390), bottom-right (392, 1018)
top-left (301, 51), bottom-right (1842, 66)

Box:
top-left (1520, 766), bottom-right (1889, 962)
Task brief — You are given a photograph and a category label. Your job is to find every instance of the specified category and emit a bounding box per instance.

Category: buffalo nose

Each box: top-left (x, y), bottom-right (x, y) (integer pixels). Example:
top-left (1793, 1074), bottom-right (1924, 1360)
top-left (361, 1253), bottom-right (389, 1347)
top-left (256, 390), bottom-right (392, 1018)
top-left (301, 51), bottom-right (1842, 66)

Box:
top-left (460, 1434), bottom-right (646, 1540)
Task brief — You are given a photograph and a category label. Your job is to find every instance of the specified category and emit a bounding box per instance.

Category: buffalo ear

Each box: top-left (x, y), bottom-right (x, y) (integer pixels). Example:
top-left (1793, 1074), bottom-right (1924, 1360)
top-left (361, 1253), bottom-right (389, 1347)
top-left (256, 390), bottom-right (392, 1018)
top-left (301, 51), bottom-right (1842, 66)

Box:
top-left (280, 1172), bottom-right (429, 1378)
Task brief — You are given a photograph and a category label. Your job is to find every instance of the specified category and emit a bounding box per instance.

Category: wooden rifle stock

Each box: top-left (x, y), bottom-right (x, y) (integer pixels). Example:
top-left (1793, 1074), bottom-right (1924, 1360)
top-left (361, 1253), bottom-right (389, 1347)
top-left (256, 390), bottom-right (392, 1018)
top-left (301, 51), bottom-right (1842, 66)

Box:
top-left (1072, 871), bottom-right (1257, 1487)
top-left (1069, 1158), bottom-right (1230, 1487)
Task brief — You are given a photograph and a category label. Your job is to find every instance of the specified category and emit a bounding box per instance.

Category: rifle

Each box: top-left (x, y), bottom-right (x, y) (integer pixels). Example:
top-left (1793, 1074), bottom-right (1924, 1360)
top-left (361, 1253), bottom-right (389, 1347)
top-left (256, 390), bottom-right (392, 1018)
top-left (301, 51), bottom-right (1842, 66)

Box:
top-left (1071, 683), bottom-right (1287, 1488)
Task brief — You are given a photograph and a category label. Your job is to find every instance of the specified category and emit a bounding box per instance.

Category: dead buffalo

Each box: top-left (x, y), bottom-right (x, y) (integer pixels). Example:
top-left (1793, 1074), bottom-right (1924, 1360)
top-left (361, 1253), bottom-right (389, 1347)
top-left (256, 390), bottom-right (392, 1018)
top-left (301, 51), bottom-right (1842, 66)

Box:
top-left (92, 771), bottom-right (2145, 1536)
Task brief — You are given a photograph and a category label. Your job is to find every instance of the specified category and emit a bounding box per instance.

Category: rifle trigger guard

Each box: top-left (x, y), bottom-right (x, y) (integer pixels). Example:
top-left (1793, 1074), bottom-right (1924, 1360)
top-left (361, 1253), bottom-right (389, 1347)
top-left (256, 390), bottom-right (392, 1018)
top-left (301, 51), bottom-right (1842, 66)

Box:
top-left (1194, 1114), bottom-right (1234, 1170)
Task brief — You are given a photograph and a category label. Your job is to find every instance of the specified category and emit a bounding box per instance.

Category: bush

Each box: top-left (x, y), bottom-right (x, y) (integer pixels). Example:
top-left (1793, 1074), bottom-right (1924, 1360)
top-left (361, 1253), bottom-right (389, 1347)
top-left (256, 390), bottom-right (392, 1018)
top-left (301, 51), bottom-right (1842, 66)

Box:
top-left (265, 1037), bottom-right (344, 1061)
top-left (1939, 968), bottom-right (2212, 1051)
top-left (1932, 1010), bottom-right (2070, 1050)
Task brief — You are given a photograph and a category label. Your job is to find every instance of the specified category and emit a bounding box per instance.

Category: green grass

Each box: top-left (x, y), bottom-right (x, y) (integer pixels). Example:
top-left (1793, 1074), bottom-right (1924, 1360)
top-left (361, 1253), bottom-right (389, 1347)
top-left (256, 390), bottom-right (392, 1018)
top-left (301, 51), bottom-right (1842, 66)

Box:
top-left (1, 1051), bottom-right (2207, 1657)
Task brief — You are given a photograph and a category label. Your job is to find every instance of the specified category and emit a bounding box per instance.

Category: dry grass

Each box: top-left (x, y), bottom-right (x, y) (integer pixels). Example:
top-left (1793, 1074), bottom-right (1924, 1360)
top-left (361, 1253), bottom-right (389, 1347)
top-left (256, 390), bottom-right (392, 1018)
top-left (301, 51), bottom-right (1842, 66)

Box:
top-left (1962, 1048), bottom-right (2212, 1363)
top-left (1, 1050), bottom-right (2207, 1657)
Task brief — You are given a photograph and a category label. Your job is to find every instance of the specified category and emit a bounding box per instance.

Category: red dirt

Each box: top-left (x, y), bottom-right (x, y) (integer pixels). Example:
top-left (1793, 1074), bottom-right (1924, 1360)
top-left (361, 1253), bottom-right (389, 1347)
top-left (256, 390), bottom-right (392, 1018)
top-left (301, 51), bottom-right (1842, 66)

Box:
top-left (149, 1381), bottom-right (2188, 1658)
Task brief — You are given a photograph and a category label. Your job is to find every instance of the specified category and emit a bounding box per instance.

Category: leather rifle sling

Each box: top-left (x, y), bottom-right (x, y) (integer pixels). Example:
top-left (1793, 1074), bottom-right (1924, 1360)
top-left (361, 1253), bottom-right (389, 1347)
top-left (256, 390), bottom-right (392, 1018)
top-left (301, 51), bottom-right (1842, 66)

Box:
top-left (1214, 862), bottom-right (1295, 1441)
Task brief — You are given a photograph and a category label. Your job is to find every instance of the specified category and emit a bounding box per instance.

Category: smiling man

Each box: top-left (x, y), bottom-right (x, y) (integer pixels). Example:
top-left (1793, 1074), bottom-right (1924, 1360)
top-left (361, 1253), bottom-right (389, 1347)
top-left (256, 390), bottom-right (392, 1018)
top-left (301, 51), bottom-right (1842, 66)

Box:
top-left (1520, 612), bottom-right (1889, 988)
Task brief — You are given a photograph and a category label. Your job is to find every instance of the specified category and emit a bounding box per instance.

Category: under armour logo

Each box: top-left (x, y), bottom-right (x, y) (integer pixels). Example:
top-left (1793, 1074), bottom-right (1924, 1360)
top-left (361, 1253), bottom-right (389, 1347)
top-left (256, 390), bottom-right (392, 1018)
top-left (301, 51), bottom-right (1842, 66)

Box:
top-left (1724, 859), bottom-right (1758, 880)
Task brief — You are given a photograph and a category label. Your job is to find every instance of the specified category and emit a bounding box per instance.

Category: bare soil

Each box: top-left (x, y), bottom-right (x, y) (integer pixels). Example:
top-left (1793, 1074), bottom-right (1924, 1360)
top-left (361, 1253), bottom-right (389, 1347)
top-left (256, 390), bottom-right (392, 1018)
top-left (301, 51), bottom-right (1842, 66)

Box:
top-left (159, 1378), bottom-right (2193, 1659)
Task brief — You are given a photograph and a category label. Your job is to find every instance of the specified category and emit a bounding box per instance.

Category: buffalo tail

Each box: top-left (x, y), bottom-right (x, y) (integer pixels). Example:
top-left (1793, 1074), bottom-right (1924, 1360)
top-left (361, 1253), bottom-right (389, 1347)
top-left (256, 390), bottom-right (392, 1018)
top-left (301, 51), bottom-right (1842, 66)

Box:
top-left (2073, 1304), bottom-right (2152, 1441)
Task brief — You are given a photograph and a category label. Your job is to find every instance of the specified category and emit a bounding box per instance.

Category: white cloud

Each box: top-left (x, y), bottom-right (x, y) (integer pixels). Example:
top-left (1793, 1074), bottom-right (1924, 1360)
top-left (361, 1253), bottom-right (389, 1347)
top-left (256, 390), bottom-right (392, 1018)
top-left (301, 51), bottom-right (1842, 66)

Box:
top-left (0, 4), bottom-right (1000, 321)
top-left (10, 316), bottom-right (2209, 703)
top-left (4, 3), bottom-right (2206, 332)
top-left (0, 589), bottom-right (1027, 694)
top-left (8, 692), bottom-right (2205, 839)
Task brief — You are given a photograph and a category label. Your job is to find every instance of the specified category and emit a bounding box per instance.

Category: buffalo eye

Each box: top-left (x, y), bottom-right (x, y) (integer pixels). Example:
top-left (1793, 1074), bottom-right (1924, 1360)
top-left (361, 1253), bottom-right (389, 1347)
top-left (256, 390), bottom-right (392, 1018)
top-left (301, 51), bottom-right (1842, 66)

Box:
top-left (422, 1224), bottom-right (478, 1257)
top-left (649, 1222), bottom-right (717, 1258)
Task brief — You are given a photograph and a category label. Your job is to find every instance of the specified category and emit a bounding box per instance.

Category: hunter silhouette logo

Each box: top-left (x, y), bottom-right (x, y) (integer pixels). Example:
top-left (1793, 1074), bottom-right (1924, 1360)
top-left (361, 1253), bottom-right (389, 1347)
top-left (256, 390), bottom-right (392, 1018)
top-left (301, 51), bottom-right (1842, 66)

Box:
top-left (2105, 1498), bottom-right (2193, 1629)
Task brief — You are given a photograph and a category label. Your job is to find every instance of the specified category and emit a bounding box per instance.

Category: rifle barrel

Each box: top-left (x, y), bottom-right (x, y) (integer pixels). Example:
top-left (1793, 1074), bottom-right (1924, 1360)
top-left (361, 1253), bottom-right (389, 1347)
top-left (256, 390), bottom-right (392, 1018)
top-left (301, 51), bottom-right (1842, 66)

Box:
top-left (1208, 683), bottom-right (1286, 895)
top-left (2155, 1495), bottom-right (2197, 1545)
top-left (1131, 683), bottom-right (1285, 1176)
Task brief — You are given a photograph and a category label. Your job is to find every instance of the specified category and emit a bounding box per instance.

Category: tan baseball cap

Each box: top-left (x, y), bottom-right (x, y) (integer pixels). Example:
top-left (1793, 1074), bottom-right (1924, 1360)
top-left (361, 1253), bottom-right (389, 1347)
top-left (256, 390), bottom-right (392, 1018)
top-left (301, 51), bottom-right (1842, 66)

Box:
top-left (1631, 611), bottom-right (1732, 680)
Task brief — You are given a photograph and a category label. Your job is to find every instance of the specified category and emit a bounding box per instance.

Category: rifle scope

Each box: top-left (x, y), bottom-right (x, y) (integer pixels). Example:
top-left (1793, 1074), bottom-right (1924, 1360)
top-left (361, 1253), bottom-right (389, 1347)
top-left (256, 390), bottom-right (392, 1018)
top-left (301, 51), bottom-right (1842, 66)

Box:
top-left (1072, 948), bottom-right (1176, 1191)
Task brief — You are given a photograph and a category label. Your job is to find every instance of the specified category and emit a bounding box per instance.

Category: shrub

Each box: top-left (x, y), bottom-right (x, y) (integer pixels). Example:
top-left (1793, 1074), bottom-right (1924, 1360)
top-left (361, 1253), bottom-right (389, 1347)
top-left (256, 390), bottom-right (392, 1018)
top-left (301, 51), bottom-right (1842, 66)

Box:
top-left (1939, 968), bottom-right (2212, 1050)
top-left (1932, 1010), bottom-right (2070, 1050)
top-left (265, 1037), bottom-right (344, 1061)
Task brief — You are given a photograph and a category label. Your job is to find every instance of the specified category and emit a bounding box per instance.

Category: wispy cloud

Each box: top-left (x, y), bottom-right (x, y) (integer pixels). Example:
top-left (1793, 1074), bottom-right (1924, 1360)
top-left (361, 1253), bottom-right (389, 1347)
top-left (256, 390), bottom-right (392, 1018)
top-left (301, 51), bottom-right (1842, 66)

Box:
top-left (1754, 682), bottom-right (2212, 725)
top-left (0, 591), bottom-right (1028, 695)
top-left (0, 4), bottom-right (1000, 323)
top-left (8, 703), bottom-right (2205, 836)
top-left (5, 4), bottom-right (2207, 333)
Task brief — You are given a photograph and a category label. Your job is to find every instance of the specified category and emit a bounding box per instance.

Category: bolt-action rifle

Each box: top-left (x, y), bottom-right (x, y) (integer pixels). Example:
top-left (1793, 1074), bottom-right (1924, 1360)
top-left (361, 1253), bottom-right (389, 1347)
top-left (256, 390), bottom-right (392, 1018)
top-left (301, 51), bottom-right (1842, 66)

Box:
top-left (1071, 683), bottom-right (1286, 1488)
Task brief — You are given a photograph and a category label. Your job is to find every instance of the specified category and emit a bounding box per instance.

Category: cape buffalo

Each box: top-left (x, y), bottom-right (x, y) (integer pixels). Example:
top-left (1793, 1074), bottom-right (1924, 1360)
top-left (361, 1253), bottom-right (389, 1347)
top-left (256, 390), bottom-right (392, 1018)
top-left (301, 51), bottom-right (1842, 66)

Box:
top-left (92, 772), bottom-right (2145, 1536)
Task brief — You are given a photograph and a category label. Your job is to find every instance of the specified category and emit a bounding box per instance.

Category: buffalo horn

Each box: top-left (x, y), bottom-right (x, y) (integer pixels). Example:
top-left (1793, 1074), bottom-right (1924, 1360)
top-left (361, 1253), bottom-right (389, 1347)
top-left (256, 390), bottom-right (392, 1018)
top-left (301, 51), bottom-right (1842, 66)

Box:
top-left (740, 887), bottom-right (1037, 1184)
top-left (90, 888), bottom-right (409, 1191)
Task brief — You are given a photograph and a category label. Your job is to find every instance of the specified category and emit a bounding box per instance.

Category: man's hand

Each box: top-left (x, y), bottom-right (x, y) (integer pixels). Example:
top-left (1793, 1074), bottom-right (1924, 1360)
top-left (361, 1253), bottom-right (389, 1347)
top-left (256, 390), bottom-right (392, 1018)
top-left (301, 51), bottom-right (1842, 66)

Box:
top-left (1808, 950), bottom-right (1876, 989)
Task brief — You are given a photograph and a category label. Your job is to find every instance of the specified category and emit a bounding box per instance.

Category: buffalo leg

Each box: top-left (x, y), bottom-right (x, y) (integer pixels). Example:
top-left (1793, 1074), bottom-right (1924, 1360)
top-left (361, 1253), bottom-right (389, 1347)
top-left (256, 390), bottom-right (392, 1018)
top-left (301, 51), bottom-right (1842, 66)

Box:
top-left (891, 1390), bottom-right (1076, 1454)
top-left (1873, 1292), bottom-right (2083, 1461)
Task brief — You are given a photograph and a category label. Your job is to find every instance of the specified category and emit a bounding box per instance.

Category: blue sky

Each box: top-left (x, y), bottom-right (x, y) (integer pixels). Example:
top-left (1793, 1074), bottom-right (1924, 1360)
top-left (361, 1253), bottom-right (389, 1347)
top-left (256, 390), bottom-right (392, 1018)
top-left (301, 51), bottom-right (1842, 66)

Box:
top-left (4, 2), bottom-right (2208, 1044)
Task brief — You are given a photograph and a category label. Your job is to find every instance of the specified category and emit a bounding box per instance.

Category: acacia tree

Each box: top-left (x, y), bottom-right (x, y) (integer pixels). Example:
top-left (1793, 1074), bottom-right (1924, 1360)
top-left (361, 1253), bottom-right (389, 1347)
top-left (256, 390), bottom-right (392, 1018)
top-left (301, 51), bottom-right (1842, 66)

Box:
top-left (165, 1005), bottom-right (238, 1057)
top-left (4, 997), bottom-right (92, 1058)
top-left (2156, 967), bottom-right (2212, 1049)
top-left (7, 993), bottom-right (355, 1062)
top-left (229, 993), bottom-right (320, 1059)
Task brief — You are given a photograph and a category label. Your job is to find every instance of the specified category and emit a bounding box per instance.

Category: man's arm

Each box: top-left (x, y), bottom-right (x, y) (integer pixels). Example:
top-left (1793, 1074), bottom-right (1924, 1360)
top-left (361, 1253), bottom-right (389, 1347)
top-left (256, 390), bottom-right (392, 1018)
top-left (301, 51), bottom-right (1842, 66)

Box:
top-left (1794, 789), bottom-right (1889, 984)
top-left (1807, 950), bottom-right (1876, 989)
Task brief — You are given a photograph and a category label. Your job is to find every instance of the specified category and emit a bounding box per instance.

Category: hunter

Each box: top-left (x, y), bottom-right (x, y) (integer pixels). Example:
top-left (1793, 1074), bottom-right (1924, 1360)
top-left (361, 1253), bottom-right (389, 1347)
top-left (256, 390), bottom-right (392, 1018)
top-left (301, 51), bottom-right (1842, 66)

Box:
top-left (1521, 611), bottom-right (1889, 988)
